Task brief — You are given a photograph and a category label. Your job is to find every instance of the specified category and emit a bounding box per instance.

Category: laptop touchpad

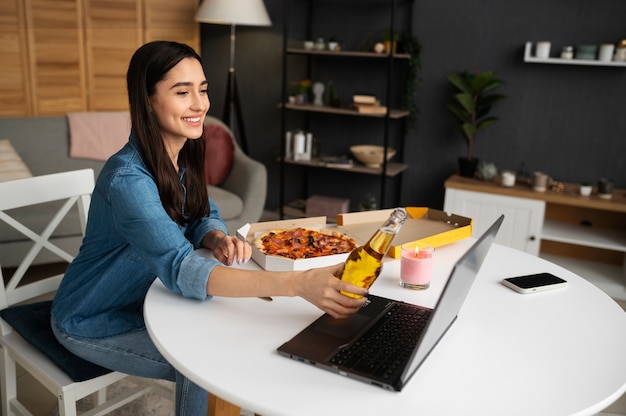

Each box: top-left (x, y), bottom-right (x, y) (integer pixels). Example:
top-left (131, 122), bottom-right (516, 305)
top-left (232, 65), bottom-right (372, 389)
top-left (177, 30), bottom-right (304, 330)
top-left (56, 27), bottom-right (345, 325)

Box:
top-left (313, 314), bottom-right (370, 339)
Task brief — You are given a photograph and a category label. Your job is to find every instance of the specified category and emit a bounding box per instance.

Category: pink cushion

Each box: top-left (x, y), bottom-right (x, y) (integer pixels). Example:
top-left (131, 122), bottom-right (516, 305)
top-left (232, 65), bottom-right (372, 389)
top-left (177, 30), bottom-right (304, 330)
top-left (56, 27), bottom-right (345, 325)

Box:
top-left (204, 124), bottom-right (235, 185)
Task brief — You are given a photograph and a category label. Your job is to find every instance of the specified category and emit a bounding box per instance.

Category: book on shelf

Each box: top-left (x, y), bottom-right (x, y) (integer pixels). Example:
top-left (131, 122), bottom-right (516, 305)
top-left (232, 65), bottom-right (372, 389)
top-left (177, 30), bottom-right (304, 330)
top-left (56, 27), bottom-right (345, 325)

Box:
top-left (352, 103), bottom-right (388, 114)
top-left (320, 155), bottom-right (354, 168)
top-left (352, 94), bottom-right (378, 104)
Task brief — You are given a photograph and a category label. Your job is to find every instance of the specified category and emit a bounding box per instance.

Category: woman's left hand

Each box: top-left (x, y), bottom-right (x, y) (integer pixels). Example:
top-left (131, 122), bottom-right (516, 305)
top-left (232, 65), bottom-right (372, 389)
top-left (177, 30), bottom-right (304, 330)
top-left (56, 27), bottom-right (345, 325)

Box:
top-left (212, 234), bottom-right (252, 266)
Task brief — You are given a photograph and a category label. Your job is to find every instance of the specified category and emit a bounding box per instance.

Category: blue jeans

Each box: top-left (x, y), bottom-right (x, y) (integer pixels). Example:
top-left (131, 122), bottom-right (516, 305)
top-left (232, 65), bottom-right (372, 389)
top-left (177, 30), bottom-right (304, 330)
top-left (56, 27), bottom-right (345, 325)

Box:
top-left (51, 318), bottom-right (207, 416)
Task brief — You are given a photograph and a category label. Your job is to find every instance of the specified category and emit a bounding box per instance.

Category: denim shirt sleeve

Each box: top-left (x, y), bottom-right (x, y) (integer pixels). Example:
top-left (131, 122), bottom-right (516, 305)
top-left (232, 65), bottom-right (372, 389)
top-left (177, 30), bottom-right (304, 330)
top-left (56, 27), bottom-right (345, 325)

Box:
top-left (108, 171), bottom-right (222, 300)
top-left (185, 197), bottom-right (229, 248)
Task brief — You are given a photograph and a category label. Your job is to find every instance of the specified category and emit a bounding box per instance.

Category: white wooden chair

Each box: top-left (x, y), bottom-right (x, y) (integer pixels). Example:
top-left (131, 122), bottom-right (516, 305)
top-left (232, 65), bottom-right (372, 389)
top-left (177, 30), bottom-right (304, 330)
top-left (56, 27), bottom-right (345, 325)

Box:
top-left (0, 169), bottom-right (172, 416)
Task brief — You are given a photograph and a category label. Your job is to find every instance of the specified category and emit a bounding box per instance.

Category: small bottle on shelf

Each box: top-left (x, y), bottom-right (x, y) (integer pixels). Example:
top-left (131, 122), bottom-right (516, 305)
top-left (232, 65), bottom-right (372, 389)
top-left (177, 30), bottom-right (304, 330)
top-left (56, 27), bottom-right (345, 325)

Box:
top-left (336, 207), bottom-right (408, 298)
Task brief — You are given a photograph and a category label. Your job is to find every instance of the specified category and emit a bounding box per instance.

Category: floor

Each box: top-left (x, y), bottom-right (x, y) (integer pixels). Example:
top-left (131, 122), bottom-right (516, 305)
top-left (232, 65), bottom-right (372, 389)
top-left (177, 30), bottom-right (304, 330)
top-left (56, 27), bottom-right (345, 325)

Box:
top-left (15, 373), bottom-right (174, 416)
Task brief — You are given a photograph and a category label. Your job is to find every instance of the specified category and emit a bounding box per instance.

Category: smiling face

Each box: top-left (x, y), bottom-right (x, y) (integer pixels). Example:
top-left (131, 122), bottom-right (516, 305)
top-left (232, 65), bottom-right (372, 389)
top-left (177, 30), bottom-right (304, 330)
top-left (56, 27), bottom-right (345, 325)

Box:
top-left (149, 57), bottom-right (210, 151)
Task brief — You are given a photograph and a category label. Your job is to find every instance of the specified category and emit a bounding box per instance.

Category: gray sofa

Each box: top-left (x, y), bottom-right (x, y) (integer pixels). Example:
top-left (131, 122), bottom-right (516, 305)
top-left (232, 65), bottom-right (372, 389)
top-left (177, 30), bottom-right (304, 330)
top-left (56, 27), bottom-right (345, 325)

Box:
top-left (0, 115), bottom-right (266, 267)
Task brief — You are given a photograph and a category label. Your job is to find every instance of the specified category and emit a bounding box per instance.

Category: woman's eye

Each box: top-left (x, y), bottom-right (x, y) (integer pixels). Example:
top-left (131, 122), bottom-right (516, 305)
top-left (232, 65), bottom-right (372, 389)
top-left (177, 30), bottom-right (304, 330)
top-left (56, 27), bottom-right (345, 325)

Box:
top-left (177, 91), bottom-right (189, 96)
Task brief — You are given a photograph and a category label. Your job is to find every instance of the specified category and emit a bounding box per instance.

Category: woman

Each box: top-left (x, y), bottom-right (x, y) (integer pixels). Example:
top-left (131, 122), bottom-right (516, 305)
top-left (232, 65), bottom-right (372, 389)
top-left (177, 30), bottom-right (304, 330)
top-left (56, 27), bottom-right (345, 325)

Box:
top-left (51, 40), bottom-right (367, 415)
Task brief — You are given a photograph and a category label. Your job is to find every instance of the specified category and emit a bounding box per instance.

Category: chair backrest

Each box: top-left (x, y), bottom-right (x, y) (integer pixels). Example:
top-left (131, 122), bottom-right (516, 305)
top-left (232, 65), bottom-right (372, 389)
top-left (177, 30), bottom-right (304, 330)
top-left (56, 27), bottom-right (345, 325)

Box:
top-left (0, 169), bottom-right (94, 313)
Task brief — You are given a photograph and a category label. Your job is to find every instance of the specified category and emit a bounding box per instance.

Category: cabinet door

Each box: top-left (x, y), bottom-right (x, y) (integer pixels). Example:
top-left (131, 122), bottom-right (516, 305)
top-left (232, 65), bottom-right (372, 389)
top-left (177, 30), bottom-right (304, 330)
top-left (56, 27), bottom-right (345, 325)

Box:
top-left (444, 188), bottom-right (545, 256)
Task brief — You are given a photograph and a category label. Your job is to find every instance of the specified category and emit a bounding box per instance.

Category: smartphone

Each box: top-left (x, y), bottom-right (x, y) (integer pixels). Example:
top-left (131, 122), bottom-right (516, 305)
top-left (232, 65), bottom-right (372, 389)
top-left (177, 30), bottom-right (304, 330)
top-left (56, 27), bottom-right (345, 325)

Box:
top-left (501, 272), bottom-right (568, 294)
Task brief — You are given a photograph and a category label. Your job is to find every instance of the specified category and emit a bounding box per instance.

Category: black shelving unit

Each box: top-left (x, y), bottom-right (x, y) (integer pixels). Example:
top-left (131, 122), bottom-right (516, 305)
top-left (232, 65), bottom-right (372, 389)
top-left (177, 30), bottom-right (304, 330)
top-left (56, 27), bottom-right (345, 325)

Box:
top-left (279, 0), bottom-right (415, 218)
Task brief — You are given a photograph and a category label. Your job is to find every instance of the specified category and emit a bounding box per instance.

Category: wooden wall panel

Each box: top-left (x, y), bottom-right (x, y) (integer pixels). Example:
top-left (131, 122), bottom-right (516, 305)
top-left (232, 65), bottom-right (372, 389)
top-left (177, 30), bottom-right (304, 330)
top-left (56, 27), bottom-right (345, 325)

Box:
top-left (0, 0), bottom-right (200, 117)
top-left (144, 0), bottom-right (199, 52)
top-left (0, 0), bottom-right (32, 117)
top-left (25, 0), bottom-right (87, 115)
top-left (84, 0), bottom-right (141, 111)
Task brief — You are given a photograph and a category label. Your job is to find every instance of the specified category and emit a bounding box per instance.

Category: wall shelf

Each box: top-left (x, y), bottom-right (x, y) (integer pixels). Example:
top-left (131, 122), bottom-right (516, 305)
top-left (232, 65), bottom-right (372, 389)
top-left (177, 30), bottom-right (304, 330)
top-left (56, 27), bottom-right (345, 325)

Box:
top-left (283, 158), bottom-right (408, 177)
top-left (286, 48), bottom-right (410, 60)
top-left (282, 103), bottom-right (410, 119)
top-left (523, 42), bottom-right (626, 67)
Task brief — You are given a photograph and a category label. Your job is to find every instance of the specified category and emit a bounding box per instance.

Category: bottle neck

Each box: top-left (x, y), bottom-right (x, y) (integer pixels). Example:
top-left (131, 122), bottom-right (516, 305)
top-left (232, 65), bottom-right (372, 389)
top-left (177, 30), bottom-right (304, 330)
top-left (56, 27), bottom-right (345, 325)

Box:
top-left (381, 208), bottom-right (407, 234)
top-left (365, 207), bottom-right (407, 254)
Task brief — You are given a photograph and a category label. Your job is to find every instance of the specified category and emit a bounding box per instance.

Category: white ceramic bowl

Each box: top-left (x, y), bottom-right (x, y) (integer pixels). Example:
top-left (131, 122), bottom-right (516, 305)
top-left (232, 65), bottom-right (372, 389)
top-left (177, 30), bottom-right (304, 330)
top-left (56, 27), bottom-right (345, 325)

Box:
top-left (349, 145), bottom-right (396, 168)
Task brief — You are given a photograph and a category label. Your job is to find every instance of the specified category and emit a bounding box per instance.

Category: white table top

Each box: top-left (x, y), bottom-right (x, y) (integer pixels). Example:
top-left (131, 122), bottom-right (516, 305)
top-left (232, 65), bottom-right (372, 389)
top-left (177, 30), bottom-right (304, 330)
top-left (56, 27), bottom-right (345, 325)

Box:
top-left (144, 240), bottom-right (626, 416)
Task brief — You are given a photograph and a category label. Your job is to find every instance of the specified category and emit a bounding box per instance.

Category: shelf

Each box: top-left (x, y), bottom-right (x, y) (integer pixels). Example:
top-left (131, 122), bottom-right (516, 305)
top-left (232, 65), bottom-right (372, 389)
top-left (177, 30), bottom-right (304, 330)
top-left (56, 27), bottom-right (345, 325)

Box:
top-left (283, 157), bottom-right (408, 177)
top-left (283, 103), bottom-right (410, 119)
top-left (542, 220), bottom-right (626, 253)
top-left (287, 48), bottom-right (410, 60)
top-left (523, 42), bottom-right (626, 67)
top-left (540, 253), bottom-right (626, 301)
top-left (279, 0), bottom-right (413, 218)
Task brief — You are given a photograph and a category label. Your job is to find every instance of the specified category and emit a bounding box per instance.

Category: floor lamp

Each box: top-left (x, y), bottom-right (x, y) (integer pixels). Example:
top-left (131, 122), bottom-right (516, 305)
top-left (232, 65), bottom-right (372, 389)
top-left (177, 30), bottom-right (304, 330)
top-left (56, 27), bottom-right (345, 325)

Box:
top-left (195, 0), bottom-right (272, 155)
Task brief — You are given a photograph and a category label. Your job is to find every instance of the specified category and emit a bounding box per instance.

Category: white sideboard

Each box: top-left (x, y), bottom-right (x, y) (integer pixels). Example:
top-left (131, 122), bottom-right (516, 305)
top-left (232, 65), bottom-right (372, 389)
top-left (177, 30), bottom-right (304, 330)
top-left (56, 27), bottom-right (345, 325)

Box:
top-left (444, 175), bottom-right (626, 300)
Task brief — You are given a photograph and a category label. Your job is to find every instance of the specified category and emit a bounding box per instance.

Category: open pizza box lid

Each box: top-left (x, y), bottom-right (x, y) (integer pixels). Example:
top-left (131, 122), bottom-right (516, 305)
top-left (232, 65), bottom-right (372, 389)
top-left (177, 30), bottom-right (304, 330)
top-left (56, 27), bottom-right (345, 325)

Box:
top-left (236, 216), bottom-right (363, 271)
top-left (336, 207), bottom-right (473, 259)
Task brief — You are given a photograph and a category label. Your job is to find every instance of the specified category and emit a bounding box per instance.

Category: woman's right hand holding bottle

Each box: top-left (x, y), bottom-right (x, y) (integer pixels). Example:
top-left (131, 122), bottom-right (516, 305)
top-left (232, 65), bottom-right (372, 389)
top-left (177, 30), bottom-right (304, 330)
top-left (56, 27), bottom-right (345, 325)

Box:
top-left (296, 264), bottom-right (368, 319)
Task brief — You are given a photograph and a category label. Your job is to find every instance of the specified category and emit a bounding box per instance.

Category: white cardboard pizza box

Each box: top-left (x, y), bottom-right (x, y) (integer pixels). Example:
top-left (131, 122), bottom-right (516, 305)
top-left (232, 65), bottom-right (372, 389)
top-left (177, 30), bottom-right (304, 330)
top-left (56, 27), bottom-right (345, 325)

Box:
top-left (236, 216), bottom-right (361, 271)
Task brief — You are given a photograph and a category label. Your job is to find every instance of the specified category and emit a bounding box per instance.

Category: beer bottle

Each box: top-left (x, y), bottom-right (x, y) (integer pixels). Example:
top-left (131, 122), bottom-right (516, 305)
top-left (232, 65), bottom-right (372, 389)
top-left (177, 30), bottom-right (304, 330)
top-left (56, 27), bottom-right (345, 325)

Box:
top-left (336, 207), bottom-right (408, 298)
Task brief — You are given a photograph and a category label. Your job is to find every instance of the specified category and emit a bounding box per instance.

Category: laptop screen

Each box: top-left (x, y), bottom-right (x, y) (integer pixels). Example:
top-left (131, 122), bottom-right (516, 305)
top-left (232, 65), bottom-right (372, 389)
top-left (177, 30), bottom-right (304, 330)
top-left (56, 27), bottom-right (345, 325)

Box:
top-left (400, 215), bottom-right (503, 386)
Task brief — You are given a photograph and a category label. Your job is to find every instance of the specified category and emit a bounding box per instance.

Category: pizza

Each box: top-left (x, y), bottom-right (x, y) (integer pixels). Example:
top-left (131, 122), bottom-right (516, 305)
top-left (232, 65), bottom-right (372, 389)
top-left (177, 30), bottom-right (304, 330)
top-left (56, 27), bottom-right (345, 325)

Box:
top-left (254, 227), bottom-right (357, 260)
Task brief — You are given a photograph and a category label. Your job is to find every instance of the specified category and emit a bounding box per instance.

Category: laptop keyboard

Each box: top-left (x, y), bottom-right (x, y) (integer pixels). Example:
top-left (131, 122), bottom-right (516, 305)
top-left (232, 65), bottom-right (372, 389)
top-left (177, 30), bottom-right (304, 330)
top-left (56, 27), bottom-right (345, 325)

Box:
top-left (330, 302), bottom-right (432, 380)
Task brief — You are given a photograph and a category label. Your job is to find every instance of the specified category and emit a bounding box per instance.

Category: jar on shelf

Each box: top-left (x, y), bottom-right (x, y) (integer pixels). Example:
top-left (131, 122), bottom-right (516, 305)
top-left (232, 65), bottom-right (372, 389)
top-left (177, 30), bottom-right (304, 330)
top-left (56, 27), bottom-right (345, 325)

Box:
top-left (614, 39), bottom-right (626, 62)
top-left (560, 46), bottom-right (574, 59)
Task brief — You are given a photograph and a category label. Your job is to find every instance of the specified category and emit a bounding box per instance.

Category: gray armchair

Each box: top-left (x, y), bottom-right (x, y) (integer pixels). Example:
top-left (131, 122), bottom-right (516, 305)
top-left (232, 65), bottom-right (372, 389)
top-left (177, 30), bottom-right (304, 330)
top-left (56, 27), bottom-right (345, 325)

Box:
top-left (203, 115), bottom-right (267, 233)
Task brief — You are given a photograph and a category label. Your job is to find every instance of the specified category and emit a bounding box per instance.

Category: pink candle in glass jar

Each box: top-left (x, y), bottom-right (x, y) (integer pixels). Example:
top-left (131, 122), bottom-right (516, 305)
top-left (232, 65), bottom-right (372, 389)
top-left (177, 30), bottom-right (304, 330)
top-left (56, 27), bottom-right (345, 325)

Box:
top-left (400, 242), bottom-right (434, 290)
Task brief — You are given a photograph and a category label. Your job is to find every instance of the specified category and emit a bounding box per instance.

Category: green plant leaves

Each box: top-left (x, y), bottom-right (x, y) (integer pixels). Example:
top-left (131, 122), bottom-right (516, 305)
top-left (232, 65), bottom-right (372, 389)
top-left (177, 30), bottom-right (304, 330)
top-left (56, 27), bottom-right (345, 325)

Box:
top-left (446, 70), bottom-right (507, 159)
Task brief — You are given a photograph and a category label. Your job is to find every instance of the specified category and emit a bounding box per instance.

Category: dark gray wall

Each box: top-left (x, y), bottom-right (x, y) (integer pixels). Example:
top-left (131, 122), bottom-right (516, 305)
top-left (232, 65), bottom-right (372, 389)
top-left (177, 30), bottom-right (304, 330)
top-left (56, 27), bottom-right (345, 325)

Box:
top-left (200, 0), bottom-right (626, 212)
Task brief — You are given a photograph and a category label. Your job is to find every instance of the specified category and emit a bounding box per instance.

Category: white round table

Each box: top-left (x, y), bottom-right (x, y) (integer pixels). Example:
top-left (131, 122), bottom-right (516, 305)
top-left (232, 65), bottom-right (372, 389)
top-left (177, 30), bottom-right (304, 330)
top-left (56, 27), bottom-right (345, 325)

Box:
top-left (145, 240), bottom-right (626, 416)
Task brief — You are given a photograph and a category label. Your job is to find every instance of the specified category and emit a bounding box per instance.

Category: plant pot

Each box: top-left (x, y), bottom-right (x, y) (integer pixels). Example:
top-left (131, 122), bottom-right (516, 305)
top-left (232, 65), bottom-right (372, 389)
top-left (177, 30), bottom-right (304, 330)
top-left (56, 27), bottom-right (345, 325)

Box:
top-left (458, 157), bottom-right (479, 178)
top-left (579, 185), bottom-right (592, 197)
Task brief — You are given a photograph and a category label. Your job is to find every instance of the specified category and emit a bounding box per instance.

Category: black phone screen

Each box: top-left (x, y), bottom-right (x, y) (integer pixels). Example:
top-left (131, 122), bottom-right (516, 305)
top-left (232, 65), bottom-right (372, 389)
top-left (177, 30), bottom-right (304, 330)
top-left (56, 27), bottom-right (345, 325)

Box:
top-left (505, 273), bottom-right (567, 289)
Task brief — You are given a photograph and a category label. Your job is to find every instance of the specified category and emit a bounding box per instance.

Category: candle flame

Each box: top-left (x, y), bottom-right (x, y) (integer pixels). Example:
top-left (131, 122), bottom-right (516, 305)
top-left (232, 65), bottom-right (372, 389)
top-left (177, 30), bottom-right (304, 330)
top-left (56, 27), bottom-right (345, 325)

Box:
top-left (414, 245), bottom-right (420, 255)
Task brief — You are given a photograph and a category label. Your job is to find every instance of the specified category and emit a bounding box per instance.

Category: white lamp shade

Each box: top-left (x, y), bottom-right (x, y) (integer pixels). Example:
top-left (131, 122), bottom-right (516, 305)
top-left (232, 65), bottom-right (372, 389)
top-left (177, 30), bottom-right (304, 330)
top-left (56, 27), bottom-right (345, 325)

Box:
top-left (195, 0), bottom-right (272, 26)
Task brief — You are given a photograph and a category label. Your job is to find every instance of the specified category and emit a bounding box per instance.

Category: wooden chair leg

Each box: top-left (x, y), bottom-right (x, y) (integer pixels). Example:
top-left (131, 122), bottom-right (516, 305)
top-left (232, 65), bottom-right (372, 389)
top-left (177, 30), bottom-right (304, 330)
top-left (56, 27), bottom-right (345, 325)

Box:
top-left (208, 394), bottom-right (241, 416)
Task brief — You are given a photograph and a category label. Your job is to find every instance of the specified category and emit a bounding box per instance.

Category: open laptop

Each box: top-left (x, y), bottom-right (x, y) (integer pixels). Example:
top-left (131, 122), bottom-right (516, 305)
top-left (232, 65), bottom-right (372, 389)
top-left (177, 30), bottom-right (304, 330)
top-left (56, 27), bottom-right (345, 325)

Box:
top-left (277, 215), bottom-right (504, 391)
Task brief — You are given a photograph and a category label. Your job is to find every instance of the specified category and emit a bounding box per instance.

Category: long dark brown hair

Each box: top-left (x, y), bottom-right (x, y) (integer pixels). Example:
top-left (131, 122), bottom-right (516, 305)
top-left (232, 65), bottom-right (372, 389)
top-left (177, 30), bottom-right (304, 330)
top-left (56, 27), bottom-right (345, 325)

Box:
top-left (126, 41), bottom-right (209, 225)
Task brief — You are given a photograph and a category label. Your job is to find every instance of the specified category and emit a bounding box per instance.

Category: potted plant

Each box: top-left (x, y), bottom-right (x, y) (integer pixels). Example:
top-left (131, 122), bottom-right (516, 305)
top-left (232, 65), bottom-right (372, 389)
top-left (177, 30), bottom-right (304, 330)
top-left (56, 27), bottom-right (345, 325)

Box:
top-left (446, 70), bottom-right (507, 177)
top-left (292, 79), bottom-right (312, 104)
top-left (579, 182), bottom-right (592, 197)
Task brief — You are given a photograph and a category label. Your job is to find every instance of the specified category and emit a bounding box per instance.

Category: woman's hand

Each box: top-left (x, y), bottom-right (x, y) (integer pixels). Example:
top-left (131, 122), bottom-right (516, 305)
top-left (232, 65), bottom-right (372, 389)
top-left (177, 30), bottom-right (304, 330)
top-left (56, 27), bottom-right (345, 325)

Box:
top-left (204, 231), bottom-right (251, 266)
top-left (296, 264), bottom-right (368, 319)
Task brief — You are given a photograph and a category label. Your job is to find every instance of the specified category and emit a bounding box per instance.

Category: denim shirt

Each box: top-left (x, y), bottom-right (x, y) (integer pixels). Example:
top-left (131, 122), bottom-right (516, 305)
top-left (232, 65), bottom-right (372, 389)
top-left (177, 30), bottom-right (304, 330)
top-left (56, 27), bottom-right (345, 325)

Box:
top-left (51, 133), bottom-right (228, 338)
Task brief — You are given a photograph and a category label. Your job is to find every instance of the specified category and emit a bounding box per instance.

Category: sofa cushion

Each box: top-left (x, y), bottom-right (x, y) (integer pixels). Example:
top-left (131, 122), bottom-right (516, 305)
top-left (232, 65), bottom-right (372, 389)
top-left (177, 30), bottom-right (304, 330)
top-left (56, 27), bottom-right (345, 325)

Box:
top-left (204, 124), bottom-right (235, 185)
top-left (207, 185), bottom-right (243, 220)
top-left (0, 300), bottom-right (112, 382)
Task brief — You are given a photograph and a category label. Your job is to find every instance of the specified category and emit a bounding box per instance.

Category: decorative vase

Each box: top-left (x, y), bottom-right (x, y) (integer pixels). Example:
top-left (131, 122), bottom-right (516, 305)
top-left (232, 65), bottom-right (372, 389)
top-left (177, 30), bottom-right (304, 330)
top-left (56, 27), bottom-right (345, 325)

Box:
top-left (383, 40), bottom-right (397, 54)
top-left (458, 157), bottom-right (479, 178)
